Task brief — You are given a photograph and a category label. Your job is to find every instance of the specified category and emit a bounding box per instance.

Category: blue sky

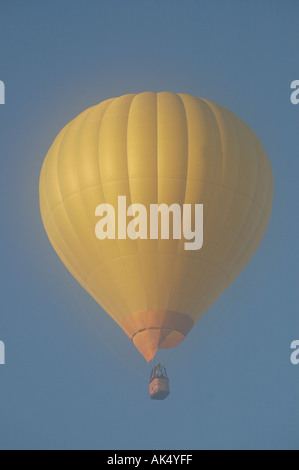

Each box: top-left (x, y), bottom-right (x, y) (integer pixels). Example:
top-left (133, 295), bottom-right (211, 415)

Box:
top-left (0, 0), bottom-right (298, 450)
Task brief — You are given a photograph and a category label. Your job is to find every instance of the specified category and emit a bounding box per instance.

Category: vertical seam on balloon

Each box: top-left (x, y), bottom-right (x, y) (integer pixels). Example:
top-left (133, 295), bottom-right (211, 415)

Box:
top-left (226, 130), bottom-right (268, 283)
top-left (164, 93), bottom-right (190, 317)
top-left (199, 100), bottom-right (258, 291)
top-left (156, 92), bottom-right (160, 322)
top-left (95, 99), bottom-right (129, 318)
top-left (157, 92), bottom-right (162, 324)
top-left (202, 100), bottom-right (242, 248)
top-left (226, 137), bottom-right (260, 281)
top-left (43, 148), bottom-right (105, 314)
top-left (159, 93), bottom-right (190, 343)
top-left (96, 96), bottom-right (135, 321)
top-left (156, 93), bottom-right (165, 347)
top-left (41, 148), bottom-right (76, 273)
top-left (155, 94), bottom-right (178, 330)
top-left (156, 92), bottom-right (160, 324)
top-left (169, 96), bottom-right (194, 314)
top-left (126, 94), bottom-right (150, 318)
top-left (43, 126), bottom-right (90, 283)
top-left (174, 94), bottom-right (198, 314)
top-left (184, 99), bottom-right (234, 316)
top-left (136, 93), bottom-right (159, 316)
top-left (194, 97), bottom-right (225, 301)
top-left (49, 102), bottom-right (119, 318)
top-left (177, 97), bottom-right (223, 313)
top-left (103, 94), bottom-right (145, 323)
top-left (158, 94), bottom-right (188, 320)
top-left (154, 92), bottom-right (159, 313)
top-left (74, 103), bottom-right (115, 315)
top-left (54, 114), bottom-right (96, 281)
top-left (43, 127), bottom-right (68, 217)
top-left (76, 106), bottom-right (103, 251)
top-left (41, 135), bottom-right (72, 271)
top-left (218, 113), bottom-right (260, 280)
top-left (197, 98), bottom-right (223, 229)
top-left (41, 111), bottom-right (111, 308)
top-left (210, 105), bottom-right (244, 264)
top-left (87, 101), bottom-right (121, 316)
top-left (123, 94), bottom-right (147, 320)
top-left (207, 107), bottom-right (248, 298)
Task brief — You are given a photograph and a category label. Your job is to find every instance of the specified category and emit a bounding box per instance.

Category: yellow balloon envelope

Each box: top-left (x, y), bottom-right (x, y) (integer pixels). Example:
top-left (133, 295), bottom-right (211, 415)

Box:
top-left (39, 92), bottom-right (273, 362)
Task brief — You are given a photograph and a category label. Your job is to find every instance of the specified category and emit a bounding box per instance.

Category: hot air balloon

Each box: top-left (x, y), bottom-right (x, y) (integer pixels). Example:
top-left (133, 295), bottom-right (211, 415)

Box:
top-left (39, 92), bottom-right (273, 398)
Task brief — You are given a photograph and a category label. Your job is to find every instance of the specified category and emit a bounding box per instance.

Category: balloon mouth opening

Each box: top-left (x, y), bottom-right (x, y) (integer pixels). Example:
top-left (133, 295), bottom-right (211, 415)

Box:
top-left (121, 310), bottom-right (193, 362)
top-left (132, 327), bottom-right (185, 348)
top-left (133, 328), bottom-right (186, 362)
